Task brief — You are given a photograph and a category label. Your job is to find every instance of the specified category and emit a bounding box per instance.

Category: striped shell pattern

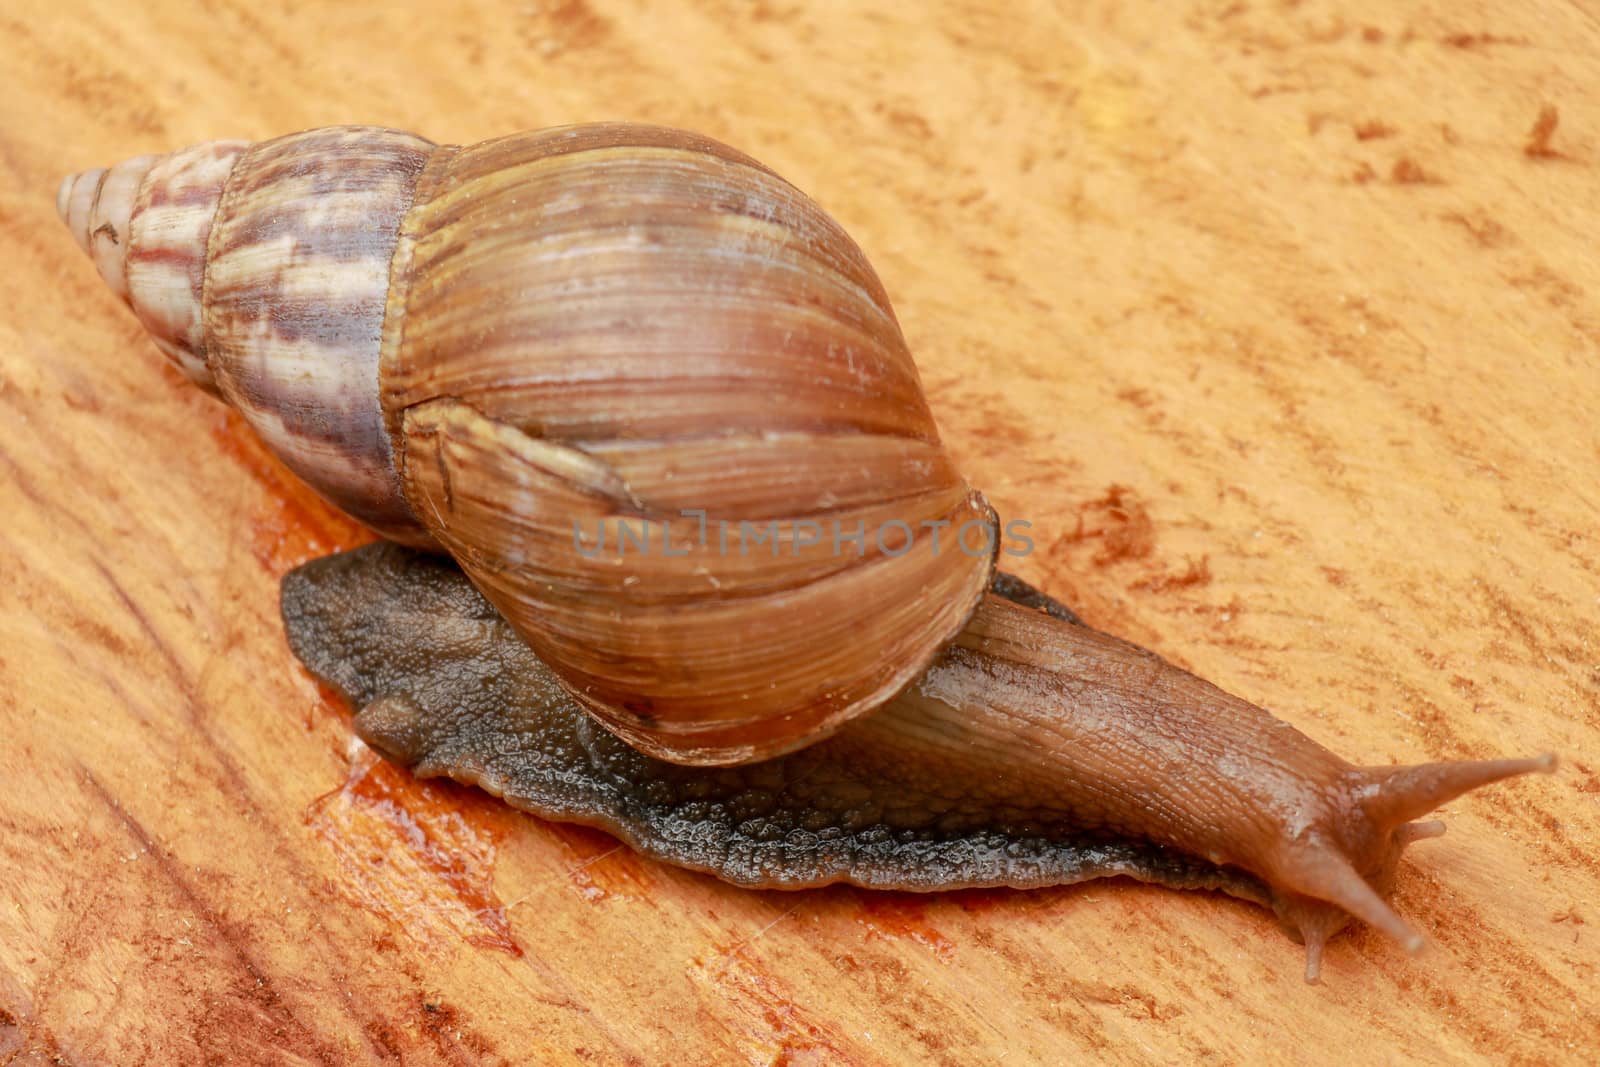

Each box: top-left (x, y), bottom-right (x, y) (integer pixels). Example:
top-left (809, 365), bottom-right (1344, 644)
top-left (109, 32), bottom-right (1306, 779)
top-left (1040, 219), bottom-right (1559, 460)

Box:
top-left (59, 124), bottom-right (996, 766)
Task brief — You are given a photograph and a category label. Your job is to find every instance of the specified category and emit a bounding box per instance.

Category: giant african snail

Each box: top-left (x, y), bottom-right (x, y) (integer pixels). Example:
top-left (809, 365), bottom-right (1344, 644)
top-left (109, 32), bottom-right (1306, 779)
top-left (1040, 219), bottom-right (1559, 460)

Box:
top-left (60, 124), bottom-right (1554, 980)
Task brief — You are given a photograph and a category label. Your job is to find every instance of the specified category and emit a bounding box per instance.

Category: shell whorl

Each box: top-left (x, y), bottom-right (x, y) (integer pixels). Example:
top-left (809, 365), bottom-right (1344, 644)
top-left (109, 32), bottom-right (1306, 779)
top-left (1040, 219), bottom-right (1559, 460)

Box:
top-left (381, 125), bottom-right (996, 764)
top-left (201, 127), bottom-right (435, 545)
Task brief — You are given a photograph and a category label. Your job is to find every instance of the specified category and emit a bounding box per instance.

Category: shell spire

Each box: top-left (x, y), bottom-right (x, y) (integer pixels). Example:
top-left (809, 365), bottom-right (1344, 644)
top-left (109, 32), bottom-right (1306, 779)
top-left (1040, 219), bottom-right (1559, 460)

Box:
top-left (58, 130), bottom-right (437, 545)
top-left (57, 155), bottom-right (158, 303)
top-left (58, 142), bottom-right (249, 394)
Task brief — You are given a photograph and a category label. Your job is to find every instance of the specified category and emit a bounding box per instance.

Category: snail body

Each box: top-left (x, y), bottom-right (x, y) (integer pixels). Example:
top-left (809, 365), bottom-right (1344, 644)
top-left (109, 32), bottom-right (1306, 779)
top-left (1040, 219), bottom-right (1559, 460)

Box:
top-left (285, 543), bottom-right (1549, 982)
top-left (62, 124), bottom-right (1554, 980)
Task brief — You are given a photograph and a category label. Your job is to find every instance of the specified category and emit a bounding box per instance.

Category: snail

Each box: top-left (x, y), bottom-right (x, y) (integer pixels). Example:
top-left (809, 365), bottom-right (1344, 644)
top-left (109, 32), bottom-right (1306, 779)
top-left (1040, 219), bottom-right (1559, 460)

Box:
top-left (60, 123), bottom-right (1555, 981)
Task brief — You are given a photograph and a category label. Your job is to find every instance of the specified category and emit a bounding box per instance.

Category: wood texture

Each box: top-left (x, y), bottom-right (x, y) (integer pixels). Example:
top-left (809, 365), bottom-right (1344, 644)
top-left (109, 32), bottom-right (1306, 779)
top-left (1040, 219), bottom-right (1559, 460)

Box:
top-left (1, 1), bottom-right (1594, 1063)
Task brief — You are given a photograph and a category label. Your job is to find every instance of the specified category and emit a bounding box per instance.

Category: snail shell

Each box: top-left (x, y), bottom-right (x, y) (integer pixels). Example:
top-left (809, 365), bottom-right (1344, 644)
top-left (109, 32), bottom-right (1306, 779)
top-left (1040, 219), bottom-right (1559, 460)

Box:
top-left (59, 124), bottom-right (995, 765)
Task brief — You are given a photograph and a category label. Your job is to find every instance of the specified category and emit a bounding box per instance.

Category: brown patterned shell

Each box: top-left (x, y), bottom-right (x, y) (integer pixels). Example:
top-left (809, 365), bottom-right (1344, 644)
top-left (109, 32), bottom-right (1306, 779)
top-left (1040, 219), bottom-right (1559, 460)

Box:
top-left (59, 128), bottom-right (435, 544)
top-left (202, 128), bottom-right (436, 544)
top-left (59, 124), bottom-right (997, 766)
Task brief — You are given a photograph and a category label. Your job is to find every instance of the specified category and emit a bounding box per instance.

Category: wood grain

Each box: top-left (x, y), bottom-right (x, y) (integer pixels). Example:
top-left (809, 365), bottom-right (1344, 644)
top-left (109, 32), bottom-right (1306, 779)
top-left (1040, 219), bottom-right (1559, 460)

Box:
top-left (1, 1), bottom-right (1594, 1063)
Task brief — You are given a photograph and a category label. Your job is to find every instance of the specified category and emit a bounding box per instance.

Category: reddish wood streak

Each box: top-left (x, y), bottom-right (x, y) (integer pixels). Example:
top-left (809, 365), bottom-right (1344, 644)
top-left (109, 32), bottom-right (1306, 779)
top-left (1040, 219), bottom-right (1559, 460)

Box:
top-left (204, 409), bottom-right (373, 576)
top-left (304, 743), bottom-right (522, 957)
top-left (855, 893), bottom-right (957, 960)
top-left (80, 770), bottom-right (344, 1065)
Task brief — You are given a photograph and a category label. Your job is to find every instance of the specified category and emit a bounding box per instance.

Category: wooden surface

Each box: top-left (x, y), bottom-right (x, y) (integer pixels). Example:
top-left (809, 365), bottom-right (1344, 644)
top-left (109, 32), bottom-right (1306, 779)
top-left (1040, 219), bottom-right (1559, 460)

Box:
top-left (2, 1), bottom-right (1596, 1063)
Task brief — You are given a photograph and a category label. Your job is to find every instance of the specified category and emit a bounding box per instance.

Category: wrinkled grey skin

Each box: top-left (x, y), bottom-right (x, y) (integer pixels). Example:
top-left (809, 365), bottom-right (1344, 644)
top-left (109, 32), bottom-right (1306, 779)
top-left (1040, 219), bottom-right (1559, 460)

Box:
top-left (281, 543), bottom-right (1271, 903)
